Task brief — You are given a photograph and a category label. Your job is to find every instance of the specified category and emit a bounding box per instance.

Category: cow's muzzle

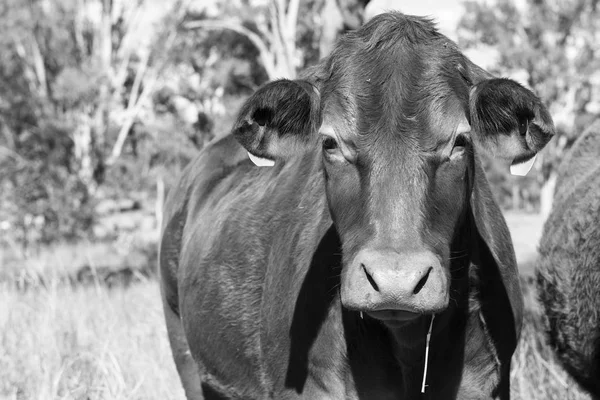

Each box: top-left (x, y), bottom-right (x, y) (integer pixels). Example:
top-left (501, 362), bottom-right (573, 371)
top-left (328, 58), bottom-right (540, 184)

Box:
top-left (340, 249), bottom-right (449, 320)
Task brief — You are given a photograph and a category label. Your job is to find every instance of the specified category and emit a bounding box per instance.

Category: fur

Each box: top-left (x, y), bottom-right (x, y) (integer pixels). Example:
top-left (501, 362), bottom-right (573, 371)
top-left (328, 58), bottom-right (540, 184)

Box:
top-left (536, 121), bottom-right (600, 398)
top-left (469, 78), bottom-right (554, 163)
top-left (232, 79), bottom-right (321, 159)
top-left (160, 12), bottom-right (554, 399)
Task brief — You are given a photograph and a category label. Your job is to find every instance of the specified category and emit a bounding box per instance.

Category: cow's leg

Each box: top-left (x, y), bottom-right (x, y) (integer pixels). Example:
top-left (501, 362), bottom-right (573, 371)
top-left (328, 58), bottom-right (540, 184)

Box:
top-left (447, 310), bottom-right (505, 400)
top-left (163, 299), bottom-right (204, 399)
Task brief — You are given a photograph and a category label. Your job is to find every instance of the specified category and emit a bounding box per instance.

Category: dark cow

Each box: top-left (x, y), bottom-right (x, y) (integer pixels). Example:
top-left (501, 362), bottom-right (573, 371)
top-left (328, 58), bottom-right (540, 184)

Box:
top-left (160, 13), bottom-right (554, 399)
top-left (536, 120), bottom-right (600, 398)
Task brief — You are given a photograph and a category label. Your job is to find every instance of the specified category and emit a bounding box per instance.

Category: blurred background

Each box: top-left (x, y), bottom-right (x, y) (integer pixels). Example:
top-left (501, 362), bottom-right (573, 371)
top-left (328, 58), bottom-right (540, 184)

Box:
top-left (0, 0), bottom-right (598, 398)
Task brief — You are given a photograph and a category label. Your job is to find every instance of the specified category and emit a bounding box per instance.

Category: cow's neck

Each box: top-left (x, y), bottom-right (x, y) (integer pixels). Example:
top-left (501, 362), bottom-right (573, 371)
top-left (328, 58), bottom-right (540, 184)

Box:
top-left (348, 223), bottom-right (473, 396)
top-left (340, 291), bottom-right (471, 397)
top-left (388, 286), bottom-right (467, 362)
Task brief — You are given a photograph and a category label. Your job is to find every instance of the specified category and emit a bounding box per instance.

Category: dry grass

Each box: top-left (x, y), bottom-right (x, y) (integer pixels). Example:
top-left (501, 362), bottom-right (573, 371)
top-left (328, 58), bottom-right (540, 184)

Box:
top-left (0, 281), bottom-right (184, 400)
top-left (0, 236), bottom-right (156, 283)
top-left (0, 278), bottom-right (593, 400)
top-left (0, 211), bottom-right (589, 399)
top-left (510, 282), bottom-right (592, 400)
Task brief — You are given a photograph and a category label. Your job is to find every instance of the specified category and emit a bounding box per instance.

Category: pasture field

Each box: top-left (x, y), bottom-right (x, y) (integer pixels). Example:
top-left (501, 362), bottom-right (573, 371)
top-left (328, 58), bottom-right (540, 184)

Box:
top-left (0, 212), bottom-right (591, 400)
top-left (0, 281), bottom-right (184, 400)
top-left (0, 278), bottom-right (592, 400)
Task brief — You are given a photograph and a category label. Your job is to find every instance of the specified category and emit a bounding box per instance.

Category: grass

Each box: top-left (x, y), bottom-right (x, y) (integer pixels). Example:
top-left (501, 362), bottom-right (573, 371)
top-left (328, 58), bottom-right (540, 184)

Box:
top-left (0, 235), bottom-right (156, 285)
top-left (0, 211), bottom-right (592, 399)
top-left (510, 282), bottom-right (592, 400)
top-left (0, 278), bottom-right (592, 400)
top-left (0, 281), bottom-right (184, 400)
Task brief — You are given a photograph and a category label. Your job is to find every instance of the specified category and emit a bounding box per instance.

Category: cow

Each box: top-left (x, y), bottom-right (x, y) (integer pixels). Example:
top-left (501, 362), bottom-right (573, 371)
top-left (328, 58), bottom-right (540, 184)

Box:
top-left (160, 12), bottom-right (555, 400)
top-left (536, 120), bottom-right (600, 398)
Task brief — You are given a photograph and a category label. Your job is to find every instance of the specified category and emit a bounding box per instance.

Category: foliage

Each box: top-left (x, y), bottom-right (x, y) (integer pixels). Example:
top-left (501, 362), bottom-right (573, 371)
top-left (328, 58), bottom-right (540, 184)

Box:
top-left (0, 0), bottom-right (373, 248)
top-left (0, 0), bottom-right (193, 247)
top-left (0, 120), bottom-right (96, 245)
top-left (459, 0), bottom-right (600, 111)
top-left (7, 0), bottom-right (589, 248)
top-left (184, 0), bottom-right (371, 79)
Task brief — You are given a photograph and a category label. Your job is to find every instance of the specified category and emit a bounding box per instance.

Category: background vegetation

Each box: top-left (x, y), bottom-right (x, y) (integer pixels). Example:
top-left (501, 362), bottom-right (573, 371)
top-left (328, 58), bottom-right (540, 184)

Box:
top-left (1, 0), bottom-right (597, 398)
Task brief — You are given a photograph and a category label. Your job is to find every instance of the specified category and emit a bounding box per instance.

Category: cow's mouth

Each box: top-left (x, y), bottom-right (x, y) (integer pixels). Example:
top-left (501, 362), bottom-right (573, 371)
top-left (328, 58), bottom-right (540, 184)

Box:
top-left (366, 309), bottom-right (421, 324)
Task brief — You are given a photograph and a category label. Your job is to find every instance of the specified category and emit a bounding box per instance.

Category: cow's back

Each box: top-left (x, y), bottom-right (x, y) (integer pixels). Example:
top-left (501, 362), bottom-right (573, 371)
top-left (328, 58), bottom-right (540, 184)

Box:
top-left (159, 135), bottom-right (250, 315)
top-left (554, 119), bottom-right (600, 202)
top-left (536, 124), bottom-right (600, 397)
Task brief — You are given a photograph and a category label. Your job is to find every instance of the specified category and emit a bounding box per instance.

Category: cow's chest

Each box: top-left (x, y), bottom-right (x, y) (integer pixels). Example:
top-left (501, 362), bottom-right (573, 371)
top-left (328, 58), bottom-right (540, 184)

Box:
top-left (194, 307), bottom-right (502, 400)
top-left (264, 312), bottom-right (502, 400)
top-left (275, 350), bottom-right (455, 400)
top-left (262, 308), bottom-right (431, 399)
top-left (268, 351), bottom-right (406, 400)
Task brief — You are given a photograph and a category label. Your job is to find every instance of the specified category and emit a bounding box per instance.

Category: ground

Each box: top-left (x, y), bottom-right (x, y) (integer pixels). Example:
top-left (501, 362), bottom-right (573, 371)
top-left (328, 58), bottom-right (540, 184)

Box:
top-left (0, 282), bottom-right (185, 400)
top-left (0, 211), bottom-right (592, 400)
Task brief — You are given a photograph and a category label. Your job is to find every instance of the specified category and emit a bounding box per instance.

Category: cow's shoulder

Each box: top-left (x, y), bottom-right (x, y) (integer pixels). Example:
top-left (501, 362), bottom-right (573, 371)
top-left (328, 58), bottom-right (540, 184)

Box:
top-left (171, 136), bottom-right (331, 398)
top-left (554, 121), bottom-right (600, 203)
top-left (159, 134), bottom-right (254, 311)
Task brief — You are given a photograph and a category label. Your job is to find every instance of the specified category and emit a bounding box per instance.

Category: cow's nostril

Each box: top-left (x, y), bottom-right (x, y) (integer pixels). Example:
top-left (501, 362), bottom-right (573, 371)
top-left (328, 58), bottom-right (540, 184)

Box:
top-left (413, 267), bottom-right (433, 295)
top-left (362, 263), bottom-right (379, 292)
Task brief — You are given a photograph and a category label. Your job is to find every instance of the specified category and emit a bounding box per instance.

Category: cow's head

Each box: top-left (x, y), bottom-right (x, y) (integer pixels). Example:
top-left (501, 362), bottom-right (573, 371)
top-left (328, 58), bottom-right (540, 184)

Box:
top-left (233, 13), bottom-right (554, 324)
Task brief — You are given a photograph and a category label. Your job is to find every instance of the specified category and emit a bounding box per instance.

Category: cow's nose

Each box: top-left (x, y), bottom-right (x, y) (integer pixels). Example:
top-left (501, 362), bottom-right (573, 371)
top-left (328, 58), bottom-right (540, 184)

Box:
top-left (341, 249), bottom-right (449, 315)
top-left (361, 255), bottom-right (433, 296)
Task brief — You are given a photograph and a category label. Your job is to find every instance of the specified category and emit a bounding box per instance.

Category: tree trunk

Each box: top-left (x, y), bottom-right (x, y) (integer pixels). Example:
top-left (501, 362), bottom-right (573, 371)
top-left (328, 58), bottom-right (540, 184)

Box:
top-left (336, 0), bottom-right (371, 30)
top-left (72, 112), bottom-right (96, 194)
top-left (319, 0), bottom-right (371, 59)
top-left (319, 0), bottom-right (344, 58)
top-left (540, 171), bottom-right (556, 221)
top-left (155, 175), bottom-right (165, 231)
top-left (92, 0), bottom-right (114, 183)
top-left (511, 183), bottom-right (520, 210)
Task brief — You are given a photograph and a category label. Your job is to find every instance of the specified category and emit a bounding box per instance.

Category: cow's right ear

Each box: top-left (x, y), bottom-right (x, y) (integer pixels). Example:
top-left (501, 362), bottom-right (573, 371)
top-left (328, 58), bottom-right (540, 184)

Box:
top-left (232, 79), bottom-right (321, 163)
top-left (468, 78), bottom-right (555, 174)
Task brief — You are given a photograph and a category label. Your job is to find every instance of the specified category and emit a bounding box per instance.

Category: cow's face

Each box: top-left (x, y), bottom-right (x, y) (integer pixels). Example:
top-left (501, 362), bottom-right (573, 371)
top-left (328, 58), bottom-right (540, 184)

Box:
top-left (233, 13), bottom-right (554, 324)
top-left (319, 102), bottom-right (472, 321)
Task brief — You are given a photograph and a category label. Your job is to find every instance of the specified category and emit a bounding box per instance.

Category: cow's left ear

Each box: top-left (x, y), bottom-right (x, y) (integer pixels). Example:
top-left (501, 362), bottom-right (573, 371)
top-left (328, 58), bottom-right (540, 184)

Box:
top-left (469, 78), bottom-right (555, 169)
top-left (232, 79), bottom-right (321, 163)
top-left (468, 154), bottom-right (524, 365)
top-left (466, 77), bottom-right (554, 355)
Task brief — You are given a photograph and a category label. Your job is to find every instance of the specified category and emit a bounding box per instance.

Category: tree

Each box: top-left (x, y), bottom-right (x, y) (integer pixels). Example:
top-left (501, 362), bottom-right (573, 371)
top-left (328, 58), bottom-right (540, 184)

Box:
top-left (457, 0), bottom-right (600, 215)
top-left (0, 0), bottom-right (191, 244)
top-left (184, 0), bottom-right (371, 80)
top-left (317, 0), bottom-right (371, 58)
top-left (0, 0), bottom-right (373, 247)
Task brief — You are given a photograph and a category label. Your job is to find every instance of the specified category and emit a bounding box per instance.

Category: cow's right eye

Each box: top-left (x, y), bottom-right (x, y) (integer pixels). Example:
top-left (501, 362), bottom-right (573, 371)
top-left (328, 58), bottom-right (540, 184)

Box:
top-left (322, 137), bottom-right (339, 152)
top-left (450, 134), bottom-right (468, 160)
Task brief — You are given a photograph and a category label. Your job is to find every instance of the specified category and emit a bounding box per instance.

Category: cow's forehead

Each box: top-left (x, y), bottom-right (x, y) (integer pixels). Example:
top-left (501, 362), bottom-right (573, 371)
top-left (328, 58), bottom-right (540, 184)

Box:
top-left (318, 13), bottom-right (470, 149)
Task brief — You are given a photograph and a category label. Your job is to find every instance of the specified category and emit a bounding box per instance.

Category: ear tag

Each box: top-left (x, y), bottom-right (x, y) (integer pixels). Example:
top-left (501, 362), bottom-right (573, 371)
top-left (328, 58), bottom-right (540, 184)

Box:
top-left (247, 152), bottom-right (275, 167)
top-left (510, 155), bottom-right (537, 176)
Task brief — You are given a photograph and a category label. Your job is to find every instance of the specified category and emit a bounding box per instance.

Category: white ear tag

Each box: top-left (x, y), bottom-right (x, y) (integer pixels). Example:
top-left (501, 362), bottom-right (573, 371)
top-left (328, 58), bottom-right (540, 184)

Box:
top-left (510, 155), bottom-right (537, 176)
top-left (247, 152), bottom-right (275, 167)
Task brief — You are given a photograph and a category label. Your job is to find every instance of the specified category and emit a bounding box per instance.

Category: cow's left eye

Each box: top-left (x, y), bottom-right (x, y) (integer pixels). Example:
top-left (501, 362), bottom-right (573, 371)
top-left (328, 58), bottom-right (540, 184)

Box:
top-left (518, 117), bottom-right (529, 136)
top-left (322, 137), bottom-right (339, 152)
top-left (450, 134), bottom-right (468, 160)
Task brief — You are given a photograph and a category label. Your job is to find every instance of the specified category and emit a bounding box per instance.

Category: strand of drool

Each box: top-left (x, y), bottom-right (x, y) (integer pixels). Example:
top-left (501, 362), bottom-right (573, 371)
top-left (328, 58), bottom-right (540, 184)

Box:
top-left (421, 314), bottom-right (435, 394)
